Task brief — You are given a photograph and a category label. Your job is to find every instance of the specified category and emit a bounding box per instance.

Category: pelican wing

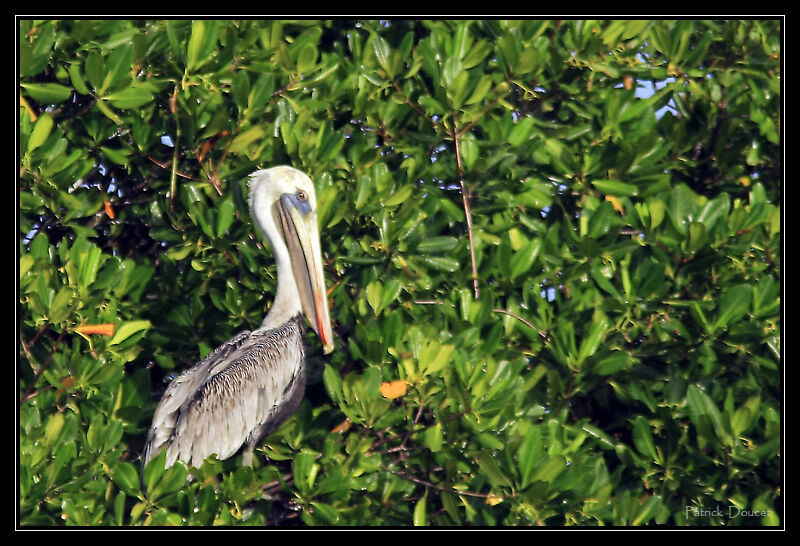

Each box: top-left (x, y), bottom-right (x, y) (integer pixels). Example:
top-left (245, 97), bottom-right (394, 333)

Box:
top-left (143, 316), bottom-right (306, 469)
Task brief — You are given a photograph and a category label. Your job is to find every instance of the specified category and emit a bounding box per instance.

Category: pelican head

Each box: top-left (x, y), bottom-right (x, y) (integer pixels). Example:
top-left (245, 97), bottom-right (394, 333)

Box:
top-left (248, 166), bottom-right (333, 353)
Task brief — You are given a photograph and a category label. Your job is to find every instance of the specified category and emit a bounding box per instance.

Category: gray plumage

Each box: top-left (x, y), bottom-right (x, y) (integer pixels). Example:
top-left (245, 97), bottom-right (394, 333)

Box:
top-left (143, 316), bottom-right (307, 470)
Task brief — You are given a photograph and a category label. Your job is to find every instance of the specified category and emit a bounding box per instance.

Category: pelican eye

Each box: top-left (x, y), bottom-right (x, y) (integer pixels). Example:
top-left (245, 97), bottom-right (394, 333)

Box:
top-left (296, 190), bottom-right (307, 202)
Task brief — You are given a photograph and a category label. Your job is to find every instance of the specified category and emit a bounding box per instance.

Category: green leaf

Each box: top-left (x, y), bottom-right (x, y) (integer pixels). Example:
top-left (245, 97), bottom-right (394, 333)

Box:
top-left (186, 20), bottom-right (219, 71)
top-left (696, 193), bottom-right (730, 231)
top-left (413, 492), bottom-right (428, 526)
top-left (72, 238), bottom-right (106, 289)
top-left (100, 43), bottom-right (133, 94)
top-left (26, 113), bottom-right (54, 154)
top-left (687, 222), bottom-right (708, 253)
top-left (632, 416), bottom-right (658, 462)
top-left (442, 57), bottom-right (463, 87)
top-left (508, 116), bottom-right (535, 147)
top-left (20, 82), bottom-right (72, 104)
top-left (84, 50), bottom-right (105, 91)
top-left (529, 455), bottom-right (566, 485)
top-left (109, 320), bottom-right (152, 346)
top-left (667, 185), bottom-right (697, 236)
top-left (631, 494), bottom-right (662, 526)
top-left (371, 34), bottom-right (391, 75)
top-left (110, 461), bottom-right (141, 495)
top-left (49, 286), bottom-right (73, 324)
top-left (67, 62), bottom-right (89, 95)
top-left (311, 502), bottom-right (341, 525)
top-left (422, 422), bottom-right (443, 452)
top-left (587, 200), bottom-right (615, 239)
top-left (459, 132), bottom-right (479, 170)
top-left (419, 255), bottom-right (460, 273)
top-left (711, 284), bottom-right (752, 333)
top-left (476, 452), bottom-right (513, 488)
top-left (518, 426), bottom-right (543, 488)
top-left (752, 276), bottom-right (779, 317)
top-left (419, 341), bottom-right (454, 375)
top-left (44, 412), bottom-right (64, 447)
top-left (686, 384), bottom-right (731, 447)
top-left (231, 70), bottom-right (250, 111)
top-left (509, 238), bottom-right (541, 280)
top-left (592, 179), bottom-right (638, 197)
top-left (416, 236), bottom-right (459, 254)
top-left (215, 195), bottom-right (236, 237)
top-left (229, 125), bottom-right (267, 153)
top-left (100, 145), bottom-right (131, 166)
top-left (293, 449), bottom-right (319, 494)
top-left (366, 278), bottom-right (401, 317)
top-left (104, 85), bottom-right (155, 109)
top-left (248, 72), bottom-right (275, 111)
top-left (462, 39), bottom-right (492, 68)
top-left (516, 46), bottom-right (540, 74)
top-left (383, 184), bottom-right (414, 207)
top-left (577, 311), bottom-right (611, 365)
top-left (465, 74), bottom-right (492, 105)
top-left (296, 43), bottom-right (318, 73)
top-left (322, 364), bottom-right (343, 407)
top-left (648, 198), bottom-right (665, 230)
top-left (365, 280), bottom-right (383, 317)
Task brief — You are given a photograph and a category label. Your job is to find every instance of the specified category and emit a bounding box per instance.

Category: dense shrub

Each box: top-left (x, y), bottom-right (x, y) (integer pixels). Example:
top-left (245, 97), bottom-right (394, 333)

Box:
top-left (19, 19), bottom-right (781, 526)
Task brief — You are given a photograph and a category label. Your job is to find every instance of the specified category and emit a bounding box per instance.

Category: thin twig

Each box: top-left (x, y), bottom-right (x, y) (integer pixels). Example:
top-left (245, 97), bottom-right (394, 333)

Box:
top-left (261, 470), bottom-right (295, 496)
top-left (455, 96), bottom-right (501, 137)
top-left (146, 155), bottom-right (198, 181)
top-left (380, 465), bottom-right (492, 500)
top-left (168, 85), bottom-right (180, 212)
top-left (399, 401), bottom-right (426, 453)
top-left (20, 328), bottom-right (67, 404)
top-left (491, 308), bottom-right (549, 340)
top-left (272, 76), bottom-right (302, 98)
top-left (452, 118), bottom-right (479, 299)
top-left (392, 82), bottom-right (439, 130)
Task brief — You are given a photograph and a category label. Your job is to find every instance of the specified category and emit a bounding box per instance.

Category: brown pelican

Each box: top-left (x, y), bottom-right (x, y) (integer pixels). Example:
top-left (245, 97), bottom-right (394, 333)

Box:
top-left (142, 166), bottom-right (334, 471)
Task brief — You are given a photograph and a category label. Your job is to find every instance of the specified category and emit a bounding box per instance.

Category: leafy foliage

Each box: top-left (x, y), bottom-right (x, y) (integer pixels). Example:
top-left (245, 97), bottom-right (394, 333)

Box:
top-left (19, 19), bottom-right (781, 526)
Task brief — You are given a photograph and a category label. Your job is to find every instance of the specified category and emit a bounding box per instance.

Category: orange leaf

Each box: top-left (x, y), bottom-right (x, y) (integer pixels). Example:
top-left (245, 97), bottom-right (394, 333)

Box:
top-left (75, 323), bottom-right (115, 336)
top-left (331, 417), bottom-right (352, 434)
top-left (379, 380), bottom-right (408, 399)
top-left (623, 74), bottom-right (633, 91)
top-left (103, 200), bottom-right (115, 219)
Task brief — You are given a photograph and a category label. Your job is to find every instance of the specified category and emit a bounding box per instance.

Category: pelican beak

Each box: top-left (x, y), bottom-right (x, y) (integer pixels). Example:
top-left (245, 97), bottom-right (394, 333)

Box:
top-left (274, 193), bottom-right (334, 354)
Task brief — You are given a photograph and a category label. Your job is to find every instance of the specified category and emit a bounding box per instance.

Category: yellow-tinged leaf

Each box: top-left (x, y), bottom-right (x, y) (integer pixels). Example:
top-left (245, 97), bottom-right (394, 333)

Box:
top-left (486, 495), bottom-right (504, 506)
top-left (605, 195), bottom-right (625, 214)
top-left (20, 92), bottom-right (37, 121)
top-left (380, 380), bottom-right (408, 399)
top-left (75, 323), bottom-right (116, 337)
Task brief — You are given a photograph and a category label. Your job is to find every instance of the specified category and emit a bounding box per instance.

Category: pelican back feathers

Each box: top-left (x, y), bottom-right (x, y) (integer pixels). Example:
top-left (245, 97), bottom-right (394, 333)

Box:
top-left (143, 316), bottom-right (306, 470)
